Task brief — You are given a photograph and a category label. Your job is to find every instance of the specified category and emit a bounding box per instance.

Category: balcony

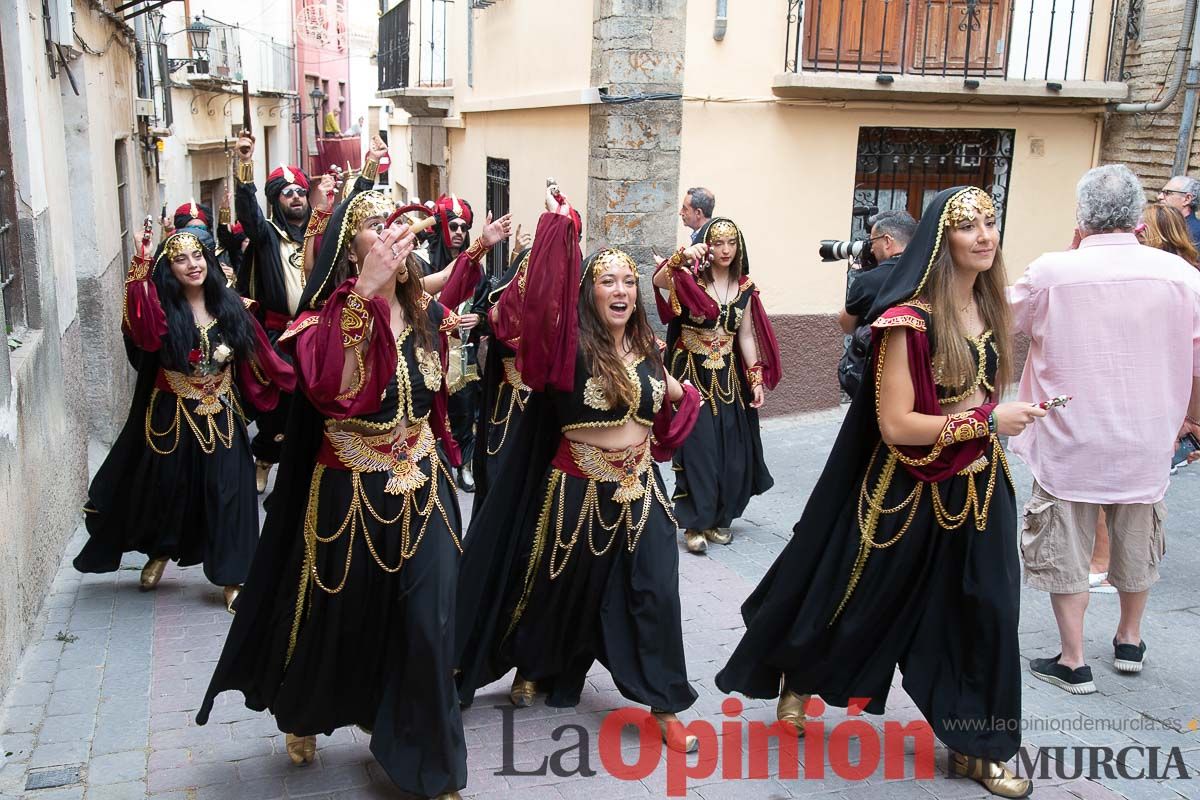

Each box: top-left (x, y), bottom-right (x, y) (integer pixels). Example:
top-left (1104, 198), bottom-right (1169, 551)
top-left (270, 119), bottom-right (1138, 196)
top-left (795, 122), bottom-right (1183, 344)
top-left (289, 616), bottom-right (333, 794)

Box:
top-left (313, 135), bottom-right (363, 178)
top-left (377, 0), bottom-right (453, 117)
top-left (257, 39), bottom-right (296, 95)
top-left (185, 15), bottom-right (243, 85)
top-left (775, 0), bottom-right (1131, 104)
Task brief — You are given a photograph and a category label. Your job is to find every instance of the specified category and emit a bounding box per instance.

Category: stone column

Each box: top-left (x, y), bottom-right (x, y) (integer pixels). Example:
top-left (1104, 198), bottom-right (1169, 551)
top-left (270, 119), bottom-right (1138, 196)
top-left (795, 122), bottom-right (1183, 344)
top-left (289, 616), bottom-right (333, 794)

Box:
top-left (587, 0), bottom-right (686, 295)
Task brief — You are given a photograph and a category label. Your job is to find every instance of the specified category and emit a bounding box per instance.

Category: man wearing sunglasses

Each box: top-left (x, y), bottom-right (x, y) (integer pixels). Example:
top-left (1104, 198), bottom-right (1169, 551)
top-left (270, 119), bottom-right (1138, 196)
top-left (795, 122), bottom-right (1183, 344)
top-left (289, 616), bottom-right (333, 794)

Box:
top-left (1157, 176), bottom-right (1200, 249)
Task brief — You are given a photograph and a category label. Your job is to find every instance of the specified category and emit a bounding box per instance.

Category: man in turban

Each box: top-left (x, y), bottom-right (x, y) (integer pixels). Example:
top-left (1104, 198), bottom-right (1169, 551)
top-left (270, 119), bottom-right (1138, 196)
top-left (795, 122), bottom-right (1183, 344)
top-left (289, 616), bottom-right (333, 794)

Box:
top-left (233, 134), bottom-right (314, 493)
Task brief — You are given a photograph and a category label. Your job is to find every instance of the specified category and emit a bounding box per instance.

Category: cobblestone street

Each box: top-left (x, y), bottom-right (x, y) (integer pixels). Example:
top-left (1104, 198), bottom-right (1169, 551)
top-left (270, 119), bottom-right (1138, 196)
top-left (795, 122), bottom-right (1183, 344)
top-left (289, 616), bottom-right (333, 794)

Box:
top-left (1, 410), bottom-right (1198, 799)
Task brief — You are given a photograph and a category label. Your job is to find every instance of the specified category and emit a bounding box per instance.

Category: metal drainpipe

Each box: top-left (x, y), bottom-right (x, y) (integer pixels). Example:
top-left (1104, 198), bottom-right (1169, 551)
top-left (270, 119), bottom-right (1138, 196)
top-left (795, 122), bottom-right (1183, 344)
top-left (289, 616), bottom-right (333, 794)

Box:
top-left (713, 0), bottom-right (728, 40)
top-left (1114, 0), bottom-right (1197, 113)
top-left (1173, 3), bottom-right (1200, 171)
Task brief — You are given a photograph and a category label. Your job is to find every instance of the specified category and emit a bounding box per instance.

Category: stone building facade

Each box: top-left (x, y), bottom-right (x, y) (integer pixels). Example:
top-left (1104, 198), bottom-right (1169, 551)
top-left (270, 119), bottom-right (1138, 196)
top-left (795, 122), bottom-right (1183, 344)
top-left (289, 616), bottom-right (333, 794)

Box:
top-left (0, 0), bottom-right (157, 697)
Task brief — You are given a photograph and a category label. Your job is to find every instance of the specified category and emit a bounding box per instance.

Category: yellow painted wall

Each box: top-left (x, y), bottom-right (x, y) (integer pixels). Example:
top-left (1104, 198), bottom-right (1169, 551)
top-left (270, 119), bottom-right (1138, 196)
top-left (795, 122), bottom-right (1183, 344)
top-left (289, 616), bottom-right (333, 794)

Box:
top-left (679, 0), bottom-right (1103, 315)
top-left (447, 106), bottom-right (591, 233)
top-left (679, 103), bottom-right (1102, 315)
top-left (459, 1), bottom-right (594, 102)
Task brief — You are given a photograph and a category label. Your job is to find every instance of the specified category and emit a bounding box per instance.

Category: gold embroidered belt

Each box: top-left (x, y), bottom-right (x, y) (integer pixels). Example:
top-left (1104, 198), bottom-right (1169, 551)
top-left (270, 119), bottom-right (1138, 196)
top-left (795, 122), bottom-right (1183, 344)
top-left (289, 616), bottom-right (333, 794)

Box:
top-left (679, 326), bottom-right (733, 369)
top-left (552, 437), bottom-right (653, 503)
top-left (318, 420), bottom-right (436, 495)
top-left (501, 357), bottom-right (531, 393)
top-left (156, 368), bottom-right (233, 416)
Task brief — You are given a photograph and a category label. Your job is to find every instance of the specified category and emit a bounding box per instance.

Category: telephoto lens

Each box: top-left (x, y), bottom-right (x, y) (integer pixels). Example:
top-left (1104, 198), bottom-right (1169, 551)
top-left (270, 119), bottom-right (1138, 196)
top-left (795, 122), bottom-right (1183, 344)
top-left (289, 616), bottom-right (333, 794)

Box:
top-left (818, 239), bottom-right (865, 262)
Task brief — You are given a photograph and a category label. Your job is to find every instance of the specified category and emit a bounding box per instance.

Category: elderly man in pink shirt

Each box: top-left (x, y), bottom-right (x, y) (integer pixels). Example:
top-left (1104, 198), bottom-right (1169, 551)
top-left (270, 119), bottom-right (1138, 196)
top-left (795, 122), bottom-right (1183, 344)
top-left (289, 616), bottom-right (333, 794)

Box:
top-left (1009, 164), bottom-right (1200, 696)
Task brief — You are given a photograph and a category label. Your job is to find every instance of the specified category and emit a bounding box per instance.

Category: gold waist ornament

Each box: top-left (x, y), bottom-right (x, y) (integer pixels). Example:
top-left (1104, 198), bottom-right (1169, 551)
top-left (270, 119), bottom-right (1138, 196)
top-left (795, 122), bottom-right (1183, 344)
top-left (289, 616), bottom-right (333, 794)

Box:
top-left (568, 438), bottom-right (654, 503)
top-left (162, 368), bottom-right (233, 416)
top-left (323, 420), bottom-right (436, 495)
top-left (679, 326), bottom-right (734, 369)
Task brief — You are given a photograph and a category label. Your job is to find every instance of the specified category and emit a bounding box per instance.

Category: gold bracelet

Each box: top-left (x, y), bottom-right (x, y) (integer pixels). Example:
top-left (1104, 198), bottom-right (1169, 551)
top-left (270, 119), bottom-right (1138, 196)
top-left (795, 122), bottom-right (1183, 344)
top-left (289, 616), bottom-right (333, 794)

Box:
top-left (361, 158), bottom-right (379, 182)
top-left (341, 291), bottom-right (371, 348)
top-left (218, 207), bottom-right (231, 225)
top-left (236, 161), bottom-right (254, 184)
top-left (746, 365), bottom-right (764, 391)
top-left (938, 411), bottom-right (989, 447)
top-left (666, 248), bottom-right (687, 270)
top-left (306, 208), bottom-right (332, 238)
top-left (126, 255), bottom-right (152, 283)
top-left (465, 239), bottom-right (490, 263)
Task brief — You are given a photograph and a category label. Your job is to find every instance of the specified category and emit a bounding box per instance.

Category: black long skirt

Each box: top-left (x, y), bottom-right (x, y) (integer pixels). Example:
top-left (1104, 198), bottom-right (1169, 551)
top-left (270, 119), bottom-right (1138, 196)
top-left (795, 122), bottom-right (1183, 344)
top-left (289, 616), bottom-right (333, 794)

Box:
top-left (465, 465), bottom-right (697, 713)
top-left (669, 349), bottom-right (773, 531)
top-left (229, 453), bottom-right (466, 797)
top-left (480, 380), bottom-right (526, 479)
top-left (75, 390), bottom-right (258, 587)
top-left (716, 443), bottom-right (1022, 762)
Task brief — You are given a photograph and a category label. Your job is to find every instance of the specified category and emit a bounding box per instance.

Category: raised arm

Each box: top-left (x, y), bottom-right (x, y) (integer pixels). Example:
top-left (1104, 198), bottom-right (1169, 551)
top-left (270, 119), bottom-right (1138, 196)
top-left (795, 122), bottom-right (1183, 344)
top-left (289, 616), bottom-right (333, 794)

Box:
top-left (122, 222), bottom-right (167, 352)
top-left (494, 190), bottom-right (581, 392)
top-left (233, 132), bottom-right (272, 245)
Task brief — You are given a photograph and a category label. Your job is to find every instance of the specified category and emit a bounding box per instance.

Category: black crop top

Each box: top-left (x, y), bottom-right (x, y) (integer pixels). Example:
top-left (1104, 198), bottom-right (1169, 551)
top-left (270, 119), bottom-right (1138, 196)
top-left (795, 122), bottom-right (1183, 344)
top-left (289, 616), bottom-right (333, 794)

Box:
top-left (680, 279), bottom-right (753, 335)
top-left (551, 352), bottom-right (666, 432)
top-left (936, 330), bottom-right (998, 405)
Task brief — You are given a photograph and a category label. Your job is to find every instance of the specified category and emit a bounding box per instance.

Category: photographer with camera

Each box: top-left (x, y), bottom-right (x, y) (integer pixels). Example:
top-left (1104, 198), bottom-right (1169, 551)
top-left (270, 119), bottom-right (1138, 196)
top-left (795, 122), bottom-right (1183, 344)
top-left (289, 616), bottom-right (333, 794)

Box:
top-left (834, 210), bottom-right (917, 396)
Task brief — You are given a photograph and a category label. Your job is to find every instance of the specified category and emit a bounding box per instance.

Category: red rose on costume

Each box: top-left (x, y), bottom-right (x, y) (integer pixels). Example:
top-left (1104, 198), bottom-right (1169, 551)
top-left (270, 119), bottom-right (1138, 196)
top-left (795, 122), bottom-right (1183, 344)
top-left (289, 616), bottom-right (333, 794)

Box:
top-left (188, 348), bottom-right (202, 365)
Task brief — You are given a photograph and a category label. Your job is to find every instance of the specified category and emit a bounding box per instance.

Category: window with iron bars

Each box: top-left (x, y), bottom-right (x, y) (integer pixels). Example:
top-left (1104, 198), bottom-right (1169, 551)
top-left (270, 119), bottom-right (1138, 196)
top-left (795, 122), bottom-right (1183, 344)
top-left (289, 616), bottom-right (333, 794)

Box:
top-left (485, 157), bottom-right (510, 276)
top-left (849, 126), bottom-right (1013, 240)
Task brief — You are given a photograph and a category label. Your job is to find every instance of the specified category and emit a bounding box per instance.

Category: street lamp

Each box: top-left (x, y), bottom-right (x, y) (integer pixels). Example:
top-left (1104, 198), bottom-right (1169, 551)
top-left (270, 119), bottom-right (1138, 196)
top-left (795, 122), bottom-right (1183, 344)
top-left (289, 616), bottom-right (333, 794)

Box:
top-left (186, 16), bottom-right (211, 56)
top-left (158, 15), bottom-right (212, 73)
top-left (308, 86), bottom-right (327, 139)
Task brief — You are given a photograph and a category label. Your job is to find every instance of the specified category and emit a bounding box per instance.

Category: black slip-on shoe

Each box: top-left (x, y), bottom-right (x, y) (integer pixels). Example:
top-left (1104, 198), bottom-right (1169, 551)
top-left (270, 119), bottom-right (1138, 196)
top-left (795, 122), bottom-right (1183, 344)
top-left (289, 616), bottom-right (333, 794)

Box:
top-left (1030, 654), bottom-right (1096, 694)
top-left (1113, 638), bottom-right (1147, 673)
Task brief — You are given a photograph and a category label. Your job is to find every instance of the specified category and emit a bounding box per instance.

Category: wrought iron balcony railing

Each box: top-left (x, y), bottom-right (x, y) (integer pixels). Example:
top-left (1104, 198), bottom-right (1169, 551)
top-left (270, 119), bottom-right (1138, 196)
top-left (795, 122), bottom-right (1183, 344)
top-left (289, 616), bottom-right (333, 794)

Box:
top-left (783, 0), bottom-right (1137, 83)
top-left (377, 0), bottom-right (449, 92)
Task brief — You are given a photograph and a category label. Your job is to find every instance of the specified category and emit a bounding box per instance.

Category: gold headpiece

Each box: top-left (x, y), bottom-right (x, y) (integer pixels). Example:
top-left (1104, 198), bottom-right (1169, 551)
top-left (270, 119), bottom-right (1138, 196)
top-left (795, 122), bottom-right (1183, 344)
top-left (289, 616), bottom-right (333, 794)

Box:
top-left (945, 188), bottom-right (996, 227)
top-left (707, 220), bottom-right (739, 242)
top-left (163, 232), bottom-right (204, 261)
top-left (344, 191), bottom-right (394, 239)
top-left (590, 248), bottom-right (639, 281)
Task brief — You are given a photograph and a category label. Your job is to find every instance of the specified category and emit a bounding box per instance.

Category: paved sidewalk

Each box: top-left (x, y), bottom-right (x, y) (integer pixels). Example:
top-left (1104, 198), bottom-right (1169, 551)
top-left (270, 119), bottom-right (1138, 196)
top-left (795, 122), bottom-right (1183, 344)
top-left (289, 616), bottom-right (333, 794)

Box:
top-left (1, 411), bottom-right (1197, 798)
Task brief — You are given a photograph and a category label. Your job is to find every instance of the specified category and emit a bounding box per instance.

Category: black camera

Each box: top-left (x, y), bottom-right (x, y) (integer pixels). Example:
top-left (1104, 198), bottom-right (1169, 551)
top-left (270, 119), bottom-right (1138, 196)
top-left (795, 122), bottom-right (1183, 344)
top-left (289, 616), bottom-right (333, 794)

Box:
top-left (819, 237), bottom-right (878, 270)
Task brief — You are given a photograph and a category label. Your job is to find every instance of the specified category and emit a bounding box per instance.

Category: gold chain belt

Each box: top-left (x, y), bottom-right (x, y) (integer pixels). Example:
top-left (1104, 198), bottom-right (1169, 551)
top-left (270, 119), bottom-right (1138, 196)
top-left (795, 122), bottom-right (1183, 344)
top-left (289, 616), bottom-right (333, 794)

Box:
top-left (556, 437), bottom-right (654, 503)
top-left (679, 325), bottom-right (734, 369)
top-left (319, 420), bottom-right (436, 495)
top-left (159, 368), bottom-right (233, 416)
top-left (502, 357), bottom-right (531, 393)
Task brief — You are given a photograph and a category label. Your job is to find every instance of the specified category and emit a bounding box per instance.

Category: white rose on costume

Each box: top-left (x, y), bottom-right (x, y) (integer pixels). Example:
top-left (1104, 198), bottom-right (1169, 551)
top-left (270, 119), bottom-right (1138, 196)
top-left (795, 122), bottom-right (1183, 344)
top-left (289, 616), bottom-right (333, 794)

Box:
top-left (213, 343), bottom-right (233, 364)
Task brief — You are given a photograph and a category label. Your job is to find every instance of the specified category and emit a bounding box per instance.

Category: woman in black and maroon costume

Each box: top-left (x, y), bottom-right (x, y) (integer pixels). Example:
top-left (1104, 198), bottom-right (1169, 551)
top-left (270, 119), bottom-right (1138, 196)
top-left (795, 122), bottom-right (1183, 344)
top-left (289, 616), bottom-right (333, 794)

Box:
top-left (653, 217), bottom-right (782, 554)
top-left (716, 187), bottom-right (1047, 799)
top-left (74, 225), bottom-right (294, 610)
top-left (454, 187), bottom-right (704, 751)
top-left (197, 190), bottom-right (509, 800)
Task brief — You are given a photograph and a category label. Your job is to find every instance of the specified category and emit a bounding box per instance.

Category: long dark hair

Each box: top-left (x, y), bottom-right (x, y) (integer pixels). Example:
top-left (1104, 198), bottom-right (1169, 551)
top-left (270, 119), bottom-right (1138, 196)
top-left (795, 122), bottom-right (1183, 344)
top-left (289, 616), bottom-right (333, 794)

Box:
top-left (153, 246), bottom-right (256, 372)
top-left (577, 249), bottom-right (661, 407)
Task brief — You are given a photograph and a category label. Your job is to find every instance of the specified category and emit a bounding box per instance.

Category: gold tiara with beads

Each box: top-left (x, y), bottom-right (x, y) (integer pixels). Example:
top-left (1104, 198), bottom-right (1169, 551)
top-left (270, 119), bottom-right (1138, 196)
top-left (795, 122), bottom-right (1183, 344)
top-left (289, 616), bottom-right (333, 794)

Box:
top-left (345, 191), bottom-right (394, 239)
top-left (707, 220), bottom-right (739, 241)
top-left (591, 248), bottom-right (639, 280)
top-left (945, 188), bottom-right (996, 227)
top-left (163, 232), bottom-right (203, 261)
